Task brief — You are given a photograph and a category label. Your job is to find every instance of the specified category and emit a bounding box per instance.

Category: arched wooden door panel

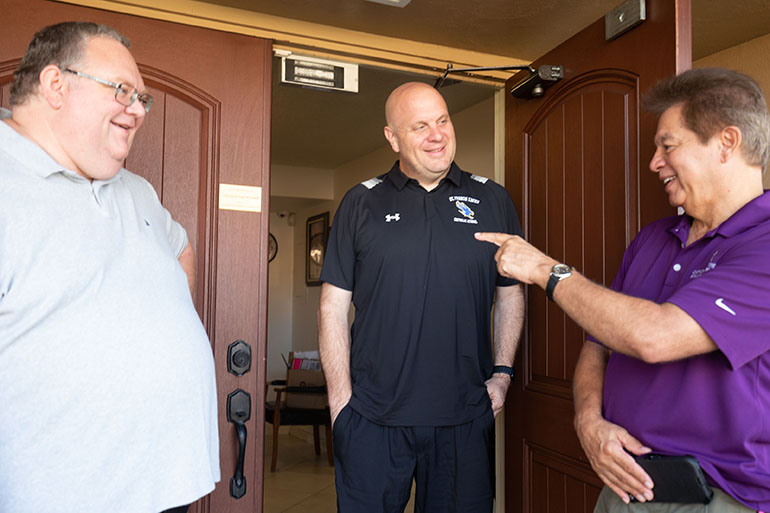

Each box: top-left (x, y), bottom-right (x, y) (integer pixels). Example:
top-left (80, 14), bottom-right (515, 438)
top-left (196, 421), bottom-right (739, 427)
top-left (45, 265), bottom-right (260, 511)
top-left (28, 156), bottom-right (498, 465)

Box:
top-left (505, 1), bottom-right (691, 511)
top-left (520, 71), bottom-right (639, 511)
top-left (525, 72), bottom-right (638, 400)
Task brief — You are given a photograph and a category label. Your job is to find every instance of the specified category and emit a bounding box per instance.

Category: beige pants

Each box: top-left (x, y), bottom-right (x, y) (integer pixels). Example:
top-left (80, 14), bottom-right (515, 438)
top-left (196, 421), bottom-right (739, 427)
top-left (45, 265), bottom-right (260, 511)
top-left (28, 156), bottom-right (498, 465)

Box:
top-left (594, 486), bottom-right (758, 513)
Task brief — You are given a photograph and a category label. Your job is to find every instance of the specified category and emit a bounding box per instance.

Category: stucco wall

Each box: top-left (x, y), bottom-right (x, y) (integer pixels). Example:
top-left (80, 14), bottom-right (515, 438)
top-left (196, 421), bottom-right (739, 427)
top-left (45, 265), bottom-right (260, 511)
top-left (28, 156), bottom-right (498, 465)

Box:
top-left (694, 32), bottom-right (770, 189)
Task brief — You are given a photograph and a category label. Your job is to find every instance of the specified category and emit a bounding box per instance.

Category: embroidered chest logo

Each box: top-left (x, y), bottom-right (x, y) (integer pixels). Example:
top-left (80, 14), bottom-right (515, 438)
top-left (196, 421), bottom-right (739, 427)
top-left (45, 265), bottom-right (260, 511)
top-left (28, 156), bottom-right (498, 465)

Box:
top-left (690, 250), bottom-right (718, 279)
top-left (456, 201), bottom-right (475, 219)
top-left (385, 213), bottom-right (401, 223)
top-left (449, 195), bottom-right (480, 225)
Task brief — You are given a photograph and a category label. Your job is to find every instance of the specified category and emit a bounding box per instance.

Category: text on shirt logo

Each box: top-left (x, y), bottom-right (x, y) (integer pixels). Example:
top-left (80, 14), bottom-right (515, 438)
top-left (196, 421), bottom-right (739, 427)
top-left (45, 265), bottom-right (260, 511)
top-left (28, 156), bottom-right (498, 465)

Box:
top-left (452, 197), bottom-right (479, 225)
top-left (385, 213), bottom-right (401, 223)
top-left (690, 250), bottom-right (719, 279)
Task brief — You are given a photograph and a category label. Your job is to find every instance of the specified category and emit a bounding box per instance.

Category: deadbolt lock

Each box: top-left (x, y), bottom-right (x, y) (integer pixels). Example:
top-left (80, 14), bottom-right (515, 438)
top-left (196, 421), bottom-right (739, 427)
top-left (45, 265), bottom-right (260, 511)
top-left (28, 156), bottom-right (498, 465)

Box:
top-left (227, 340), bottom-right (252, 376)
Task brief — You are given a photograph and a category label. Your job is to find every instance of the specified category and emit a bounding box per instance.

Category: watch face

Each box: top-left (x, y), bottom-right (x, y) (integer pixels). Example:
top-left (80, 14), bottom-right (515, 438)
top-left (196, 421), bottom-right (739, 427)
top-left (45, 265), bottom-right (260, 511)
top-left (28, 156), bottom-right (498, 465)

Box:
top-left (552, 263), bottom-right (572, 276)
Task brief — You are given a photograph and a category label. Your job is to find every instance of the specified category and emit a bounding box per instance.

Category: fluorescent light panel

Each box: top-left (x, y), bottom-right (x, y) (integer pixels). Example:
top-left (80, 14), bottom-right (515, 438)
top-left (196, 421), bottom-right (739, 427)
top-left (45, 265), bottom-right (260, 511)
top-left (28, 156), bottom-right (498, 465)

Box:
top-left (365, 0), bottom-right (412, 7)
top-left (281, 55), bottom-right (359, 93)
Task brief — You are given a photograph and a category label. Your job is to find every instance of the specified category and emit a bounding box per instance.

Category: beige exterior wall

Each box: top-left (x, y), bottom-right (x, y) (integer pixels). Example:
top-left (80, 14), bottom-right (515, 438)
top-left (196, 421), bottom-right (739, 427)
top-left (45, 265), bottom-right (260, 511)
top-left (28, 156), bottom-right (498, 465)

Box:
top-left (694, 32), bottom-right (770, 189)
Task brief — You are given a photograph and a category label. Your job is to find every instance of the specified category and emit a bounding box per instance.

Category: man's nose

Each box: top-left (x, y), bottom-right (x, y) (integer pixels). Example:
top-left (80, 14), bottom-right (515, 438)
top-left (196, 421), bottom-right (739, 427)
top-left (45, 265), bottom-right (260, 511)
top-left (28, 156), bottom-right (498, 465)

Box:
top-left (126, 97), bottom-right (147, 118)
top-left (649, 148), bottom-right (664, 172)
top-left (427, 125), bottom-right (443, 141)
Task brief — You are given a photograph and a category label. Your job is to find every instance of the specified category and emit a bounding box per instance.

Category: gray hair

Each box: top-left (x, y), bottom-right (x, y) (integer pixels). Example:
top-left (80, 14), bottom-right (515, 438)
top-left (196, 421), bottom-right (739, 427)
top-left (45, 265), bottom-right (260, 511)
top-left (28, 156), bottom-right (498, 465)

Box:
top-left (10, 21), bottom-right (130, 106)
top-left (644, 67), bottom-right (770, 170)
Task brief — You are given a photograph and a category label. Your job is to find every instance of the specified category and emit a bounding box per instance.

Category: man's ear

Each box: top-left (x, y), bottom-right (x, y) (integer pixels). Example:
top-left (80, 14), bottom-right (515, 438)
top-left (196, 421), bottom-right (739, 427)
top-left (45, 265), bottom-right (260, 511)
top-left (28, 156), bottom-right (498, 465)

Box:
top-left (383, 126), bottom-right (400, 153)
top-left (38, 65), bottom-right (67, 109)
top-left (719, 125), bottom-right (742, 164)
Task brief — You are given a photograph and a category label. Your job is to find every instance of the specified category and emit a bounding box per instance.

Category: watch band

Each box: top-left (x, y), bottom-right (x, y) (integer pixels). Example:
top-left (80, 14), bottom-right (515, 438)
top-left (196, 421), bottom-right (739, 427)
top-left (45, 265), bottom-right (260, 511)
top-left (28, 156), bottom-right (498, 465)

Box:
top-left (492, 365), bottom-right (514, 379)
top-left (545, 274), bottom-right (560, 302)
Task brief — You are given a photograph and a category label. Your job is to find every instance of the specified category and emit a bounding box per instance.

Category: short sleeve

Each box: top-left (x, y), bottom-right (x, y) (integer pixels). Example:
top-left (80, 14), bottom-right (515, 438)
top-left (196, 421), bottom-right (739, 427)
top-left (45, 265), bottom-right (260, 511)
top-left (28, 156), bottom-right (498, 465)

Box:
top-left (320, 186), bottom-right (362, 291)
top-left (139, 178), bottom-right (188, 257)
top-left (161, 207), bottom-right (189, 257)
top-left (494, 183), bottom-right (524, 287)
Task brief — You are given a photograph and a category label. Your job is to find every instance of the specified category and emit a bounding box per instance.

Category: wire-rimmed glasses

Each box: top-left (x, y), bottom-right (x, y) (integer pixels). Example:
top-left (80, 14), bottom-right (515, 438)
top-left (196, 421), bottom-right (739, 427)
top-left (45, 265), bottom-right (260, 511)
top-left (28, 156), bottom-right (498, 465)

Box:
top-left (65, 69), bottom-right (154, 113)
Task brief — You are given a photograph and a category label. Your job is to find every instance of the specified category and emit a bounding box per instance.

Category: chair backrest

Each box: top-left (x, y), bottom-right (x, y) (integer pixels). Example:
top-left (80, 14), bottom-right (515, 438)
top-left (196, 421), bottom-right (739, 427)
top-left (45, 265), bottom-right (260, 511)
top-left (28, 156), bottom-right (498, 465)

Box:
top-left (285, 352), bottom-right (328, 410)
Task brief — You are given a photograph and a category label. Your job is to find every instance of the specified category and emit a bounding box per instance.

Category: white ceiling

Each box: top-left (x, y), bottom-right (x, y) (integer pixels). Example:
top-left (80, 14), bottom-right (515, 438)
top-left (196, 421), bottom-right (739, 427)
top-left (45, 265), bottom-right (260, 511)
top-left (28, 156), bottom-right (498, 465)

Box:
top-left (238, 0), bottom-right (770, 175)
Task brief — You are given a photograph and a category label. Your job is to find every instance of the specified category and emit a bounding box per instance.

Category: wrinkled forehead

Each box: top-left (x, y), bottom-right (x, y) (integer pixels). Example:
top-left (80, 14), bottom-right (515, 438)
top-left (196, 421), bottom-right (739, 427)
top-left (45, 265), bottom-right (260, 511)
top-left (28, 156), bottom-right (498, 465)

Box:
top-left (391, 86), bottom-right (449, 126)
top-left (79, 36), bottom-right (145, 90)
top-left (654, 105), bottom-right (688, 141)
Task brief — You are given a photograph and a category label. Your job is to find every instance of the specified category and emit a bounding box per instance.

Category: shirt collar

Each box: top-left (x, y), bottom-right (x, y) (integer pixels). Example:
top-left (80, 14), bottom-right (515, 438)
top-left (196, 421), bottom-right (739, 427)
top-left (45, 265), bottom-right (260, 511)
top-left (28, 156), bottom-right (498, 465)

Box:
top-left (668, 190), bottom-right (770, 243)
top-left (714, 190), bottom-right (770, 237)
top-left (0, 109), bottom-right (66, 179)
top-left (386, 160), bottom-right (462, 191)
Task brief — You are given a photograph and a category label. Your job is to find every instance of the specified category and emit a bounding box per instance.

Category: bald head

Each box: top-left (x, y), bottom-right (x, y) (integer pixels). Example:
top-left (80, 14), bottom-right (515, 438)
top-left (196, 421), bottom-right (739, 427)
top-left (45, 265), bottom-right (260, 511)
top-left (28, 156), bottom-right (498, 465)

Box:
top-left (383, 81), bottom-right (456, 190)
top-left (385, 82), bottom-right (448, 129)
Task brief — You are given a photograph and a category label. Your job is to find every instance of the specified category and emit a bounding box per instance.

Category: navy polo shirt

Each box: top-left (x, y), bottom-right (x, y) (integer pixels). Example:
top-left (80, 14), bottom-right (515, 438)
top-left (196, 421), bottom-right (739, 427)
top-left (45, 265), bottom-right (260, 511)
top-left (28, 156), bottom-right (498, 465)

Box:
top-left (321, 161), bottom-right (522, 426)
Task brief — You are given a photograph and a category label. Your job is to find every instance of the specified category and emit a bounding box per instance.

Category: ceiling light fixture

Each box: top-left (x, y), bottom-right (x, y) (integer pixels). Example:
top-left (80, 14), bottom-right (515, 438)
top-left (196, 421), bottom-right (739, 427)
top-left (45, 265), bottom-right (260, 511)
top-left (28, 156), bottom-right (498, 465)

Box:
top-left (280, 54), bottom-right (359, 93)
top-left (364, 0), bottom-right (412, 7)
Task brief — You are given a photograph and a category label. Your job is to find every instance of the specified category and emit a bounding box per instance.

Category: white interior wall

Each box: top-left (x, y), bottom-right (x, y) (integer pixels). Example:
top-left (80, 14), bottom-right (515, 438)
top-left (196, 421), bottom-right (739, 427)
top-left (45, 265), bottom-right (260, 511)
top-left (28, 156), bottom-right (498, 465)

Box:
top-left (266, 212), bottom-right (295, 395)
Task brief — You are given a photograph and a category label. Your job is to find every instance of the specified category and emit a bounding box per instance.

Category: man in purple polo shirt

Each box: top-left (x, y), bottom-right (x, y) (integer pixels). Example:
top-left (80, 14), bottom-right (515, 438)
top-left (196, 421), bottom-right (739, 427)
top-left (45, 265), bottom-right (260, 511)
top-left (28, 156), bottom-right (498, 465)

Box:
top-left (476, 67), bottom-right (770, 513)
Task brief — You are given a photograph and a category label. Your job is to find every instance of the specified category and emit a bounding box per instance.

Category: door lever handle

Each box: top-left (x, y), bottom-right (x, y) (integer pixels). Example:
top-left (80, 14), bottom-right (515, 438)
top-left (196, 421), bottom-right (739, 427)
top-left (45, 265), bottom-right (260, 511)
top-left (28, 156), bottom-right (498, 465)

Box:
top-left (227, 389), bottom-right (251, 499)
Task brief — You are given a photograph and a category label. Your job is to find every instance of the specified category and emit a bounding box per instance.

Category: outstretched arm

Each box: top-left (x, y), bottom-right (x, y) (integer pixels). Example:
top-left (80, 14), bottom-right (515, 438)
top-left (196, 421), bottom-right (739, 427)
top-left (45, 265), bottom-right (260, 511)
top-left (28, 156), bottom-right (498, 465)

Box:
top-left (474, 233), bottom-right (717, 362)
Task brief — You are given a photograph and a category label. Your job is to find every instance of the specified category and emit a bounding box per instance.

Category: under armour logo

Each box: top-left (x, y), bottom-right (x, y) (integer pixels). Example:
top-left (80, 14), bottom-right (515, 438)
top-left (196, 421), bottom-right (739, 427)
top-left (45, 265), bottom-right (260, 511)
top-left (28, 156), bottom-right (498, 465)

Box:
top-left (385, 213), bottom-right (401, 223)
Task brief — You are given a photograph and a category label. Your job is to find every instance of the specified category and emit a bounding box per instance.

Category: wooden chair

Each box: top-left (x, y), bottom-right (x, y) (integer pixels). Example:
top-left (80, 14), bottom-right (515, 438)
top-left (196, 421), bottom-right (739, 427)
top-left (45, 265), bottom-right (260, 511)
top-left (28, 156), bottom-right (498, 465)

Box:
top-left (264, 355), bottom-right (333, 472)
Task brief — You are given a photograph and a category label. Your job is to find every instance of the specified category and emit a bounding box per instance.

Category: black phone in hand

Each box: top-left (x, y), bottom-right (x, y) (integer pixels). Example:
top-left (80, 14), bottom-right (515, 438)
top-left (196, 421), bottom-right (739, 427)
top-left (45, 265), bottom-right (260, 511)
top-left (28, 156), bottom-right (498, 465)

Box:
top-left (632, 453), bottom-right (713, 504)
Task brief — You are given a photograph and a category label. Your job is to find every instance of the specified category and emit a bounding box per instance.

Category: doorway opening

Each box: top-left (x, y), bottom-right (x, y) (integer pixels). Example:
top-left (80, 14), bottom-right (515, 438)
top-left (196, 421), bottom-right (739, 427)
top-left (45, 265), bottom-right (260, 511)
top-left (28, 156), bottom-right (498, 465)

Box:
top-left (264, 57), bottom-right (497, 512)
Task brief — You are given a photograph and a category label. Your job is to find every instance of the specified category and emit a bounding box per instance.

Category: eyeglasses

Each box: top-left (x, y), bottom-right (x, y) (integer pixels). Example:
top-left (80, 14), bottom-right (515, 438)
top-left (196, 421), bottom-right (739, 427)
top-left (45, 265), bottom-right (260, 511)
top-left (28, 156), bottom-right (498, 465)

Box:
top-left (65, 69), bottom-right (154, 113)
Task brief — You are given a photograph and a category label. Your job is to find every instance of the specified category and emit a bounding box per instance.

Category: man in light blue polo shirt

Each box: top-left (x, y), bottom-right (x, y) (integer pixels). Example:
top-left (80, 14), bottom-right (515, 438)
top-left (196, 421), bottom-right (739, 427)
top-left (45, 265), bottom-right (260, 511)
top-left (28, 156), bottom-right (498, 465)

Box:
top-left (476, 67), bottom-right (770, 512)
top-left (0, 22), bottom-right (219, 513)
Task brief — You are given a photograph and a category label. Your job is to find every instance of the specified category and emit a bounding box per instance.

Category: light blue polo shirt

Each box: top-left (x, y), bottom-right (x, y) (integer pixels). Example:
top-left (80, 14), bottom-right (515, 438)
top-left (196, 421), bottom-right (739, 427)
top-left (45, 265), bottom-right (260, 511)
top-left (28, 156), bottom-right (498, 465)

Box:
top-left (0, 110), bottom-right (220, 513)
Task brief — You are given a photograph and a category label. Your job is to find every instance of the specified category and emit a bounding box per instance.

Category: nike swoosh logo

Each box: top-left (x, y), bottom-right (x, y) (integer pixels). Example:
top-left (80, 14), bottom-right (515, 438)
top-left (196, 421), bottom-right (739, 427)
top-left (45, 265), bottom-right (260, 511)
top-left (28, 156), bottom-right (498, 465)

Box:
top-left (715, 298), bottom-right (736, 316)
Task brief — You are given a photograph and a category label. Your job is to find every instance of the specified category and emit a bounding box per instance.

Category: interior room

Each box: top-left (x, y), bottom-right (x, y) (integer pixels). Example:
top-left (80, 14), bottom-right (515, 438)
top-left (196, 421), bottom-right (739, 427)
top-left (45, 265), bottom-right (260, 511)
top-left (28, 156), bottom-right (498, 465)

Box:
top-left (263, 61), bottom-right (496, 512)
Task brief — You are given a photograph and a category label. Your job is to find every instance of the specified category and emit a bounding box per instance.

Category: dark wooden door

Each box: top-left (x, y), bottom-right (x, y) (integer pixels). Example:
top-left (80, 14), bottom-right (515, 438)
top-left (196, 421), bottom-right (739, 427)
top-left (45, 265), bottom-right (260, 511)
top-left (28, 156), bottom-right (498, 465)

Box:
top-left (504, 1), bottom-right (691, 511)
top-left (0, 1), bottom-right (271, 512)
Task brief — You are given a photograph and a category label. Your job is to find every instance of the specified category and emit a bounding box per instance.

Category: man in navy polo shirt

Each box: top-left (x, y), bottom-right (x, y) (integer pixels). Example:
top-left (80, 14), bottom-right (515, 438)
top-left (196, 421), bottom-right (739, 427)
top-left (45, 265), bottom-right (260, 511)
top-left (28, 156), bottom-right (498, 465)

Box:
top-left (319, 82), bottom-right (525, 512)
top-left (477, 68), bottom-right (770, 512)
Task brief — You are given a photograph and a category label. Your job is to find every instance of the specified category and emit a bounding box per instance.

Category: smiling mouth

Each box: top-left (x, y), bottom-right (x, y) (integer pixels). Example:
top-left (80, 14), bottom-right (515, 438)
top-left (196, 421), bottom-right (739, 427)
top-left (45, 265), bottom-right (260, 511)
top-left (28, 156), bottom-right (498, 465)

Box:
top-left (663, 176), bottom-right (676, 185)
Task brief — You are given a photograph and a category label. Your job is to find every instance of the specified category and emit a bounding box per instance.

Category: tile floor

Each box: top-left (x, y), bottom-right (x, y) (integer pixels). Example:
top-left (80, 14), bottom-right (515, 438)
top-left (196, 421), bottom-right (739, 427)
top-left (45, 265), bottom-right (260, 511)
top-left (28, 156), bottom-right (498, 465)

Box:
top-left (263, 426), bottom-right (416, 513)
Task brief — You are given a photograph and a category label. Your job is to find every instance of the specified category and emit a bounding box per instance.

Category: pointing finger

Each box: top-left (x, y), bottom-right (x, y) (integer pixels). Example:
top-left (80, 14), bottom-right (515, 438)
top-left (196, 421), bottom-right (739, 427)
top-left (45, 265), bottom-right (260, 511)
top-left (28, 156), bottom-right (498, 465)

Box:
top-left (474, 232), bottom-right (514, 246)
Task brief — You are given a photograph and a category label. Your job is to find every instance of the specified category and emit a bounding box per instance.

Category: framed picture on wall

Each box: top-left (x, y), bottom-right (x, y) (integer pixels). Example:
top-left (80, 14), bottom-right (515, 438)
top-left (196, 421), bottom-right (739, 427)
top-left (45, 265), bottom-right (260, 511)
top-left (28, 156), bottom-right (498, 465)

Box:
top-left (305, 212), bottom-right (329, 286)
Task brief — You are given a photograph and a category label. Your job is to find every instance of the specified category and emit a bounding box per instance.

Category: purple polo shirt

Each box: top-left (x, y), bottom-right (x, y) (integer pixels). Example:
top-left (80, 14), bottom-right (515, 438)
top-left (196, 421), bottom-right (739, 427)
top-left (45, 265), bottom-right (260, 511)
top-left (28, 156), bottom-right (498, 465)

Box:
top-left (596, 190), bottom-right (770, 510)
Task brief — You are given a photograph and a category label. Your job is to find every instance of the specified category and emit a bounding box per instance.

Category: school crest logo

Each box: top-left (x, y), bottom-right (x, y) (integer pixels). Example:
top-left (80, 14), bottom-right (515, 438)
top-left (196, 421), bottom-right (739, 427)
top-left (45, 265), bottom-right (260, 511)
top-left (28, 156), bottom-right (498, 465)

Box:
top-left (456, 201), bottom-right (475, 219)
